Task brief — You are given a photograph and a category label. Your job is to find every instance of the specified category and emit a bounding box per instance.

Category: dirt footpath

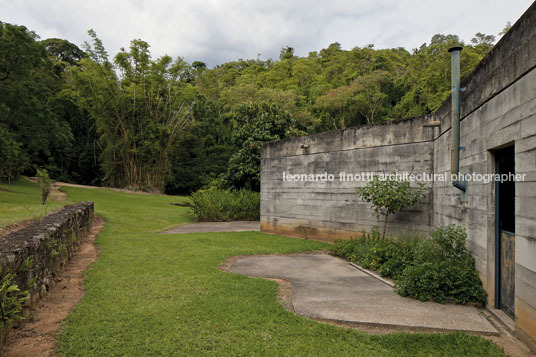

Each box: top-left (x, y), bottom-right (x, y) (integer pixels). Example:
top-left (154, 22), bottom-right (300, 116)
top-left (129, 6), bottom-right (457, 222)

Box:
top-left (54, 181), bottom-right (163, 195)
top-left (1, 216), bottom-right (105, 357)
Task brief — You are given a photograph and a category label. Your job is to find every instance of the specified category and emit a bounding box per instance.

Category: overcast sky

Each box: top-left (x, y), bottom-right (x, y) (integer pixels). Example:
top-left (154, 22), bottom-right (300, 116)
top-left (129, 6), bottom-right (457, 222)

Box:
top-left (2, 0), bottom-right (533, 67)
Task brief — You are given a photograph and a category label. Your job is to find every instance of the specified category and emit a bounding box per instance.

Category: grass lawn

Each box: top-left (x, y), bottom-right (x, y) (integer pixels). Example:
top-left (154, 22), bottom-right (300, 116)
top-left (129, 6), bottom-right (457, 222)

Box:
top-left (1, 180), bottom-right (505, 355)
top-left (0, 179), bottom-right (66, 228)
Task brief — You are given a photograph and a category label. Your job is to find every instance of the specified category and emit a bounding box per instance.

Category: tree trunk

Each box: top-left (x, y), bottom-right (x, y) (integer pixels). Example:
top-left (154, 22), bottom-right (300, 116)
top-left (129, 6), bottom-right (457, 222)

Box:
top-left (382, 213), bottom-right (389, 238)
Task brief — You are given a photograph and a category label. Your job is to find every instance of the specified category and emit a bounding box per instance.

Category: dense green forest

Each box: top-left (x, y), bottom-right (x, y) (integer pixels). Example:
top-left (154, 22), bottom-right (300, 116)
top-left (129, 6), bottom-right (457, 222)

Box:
top-left (0, 21), bottom-right (500, 194)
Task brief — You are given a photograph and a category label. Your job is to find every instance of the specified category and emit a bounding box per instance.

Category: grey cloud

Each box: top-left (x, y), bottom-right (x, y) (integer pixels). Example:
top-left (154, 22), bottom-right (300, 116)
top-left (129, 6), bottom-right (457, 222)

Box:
top-left (1, 0), bottom-right (532, 67)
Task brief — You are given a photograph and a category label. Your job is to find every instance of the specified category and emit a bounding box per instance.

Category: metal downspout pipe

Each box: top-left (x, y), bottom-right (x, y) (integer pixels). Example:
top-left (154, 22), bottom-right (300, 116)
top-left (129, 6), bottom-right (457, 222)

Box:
top-left (448, 46), bottom-right (467, 201)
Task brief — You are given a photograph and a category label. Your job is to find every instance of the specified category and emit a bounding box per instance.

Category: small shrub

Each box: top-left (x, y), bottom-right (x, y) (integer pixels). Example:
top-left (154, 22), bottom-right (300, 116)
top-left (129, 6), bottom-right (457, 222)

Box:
top-left (397, 225), bottom-right (487, 304)
top-left (0, 268), bottom-right (29, 326)
top-left (331, 225), bottom-right (487, 305)
top-left (331, 231), bottom-right (422, 280)
top-left (330, 230), bottom-right (380, 261)
top-left (356, 174), bottom-right (425, 237)
top-left (18, 256), bottom-right (34, 273)
top-left (36, 168), bottom-right (51, 205)
top-left (377, 235), bottom-right (421, 280)
top-left (190, 188), bottom-right (260, 222)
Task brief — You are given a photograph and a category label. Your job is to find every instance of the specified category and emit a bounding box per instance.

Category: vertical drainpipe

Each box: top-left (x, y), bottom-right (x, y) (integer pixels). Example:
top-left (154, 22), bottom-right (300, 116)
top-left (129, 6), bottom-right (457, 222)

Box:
top-left (448, 46), bottom-right (468, 202)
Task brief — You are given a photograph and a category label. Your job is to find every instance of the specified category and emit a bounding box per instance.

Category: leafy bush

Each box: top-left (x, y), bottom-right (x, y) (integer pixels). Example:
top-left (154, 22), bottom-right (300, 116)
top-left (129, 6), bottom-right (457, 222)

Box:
top-left (0, 268), bottom-right (29, 326)
top-left (190, 188), bottom-right (259, 222)
top-left (331, 230), bottom-right (422, 280)
top-left (330, 232), bottom-right (380, 267)
top-left (397, 225), bottom-right (487, 304)
top-left (377, 234), bottom-right (422, 280)
top-left (36, 168), bottom-right (51, 205)
top-left (330, 225), bottom-right (487, 305)
top-left (356, 174), bottom-right (425, 237)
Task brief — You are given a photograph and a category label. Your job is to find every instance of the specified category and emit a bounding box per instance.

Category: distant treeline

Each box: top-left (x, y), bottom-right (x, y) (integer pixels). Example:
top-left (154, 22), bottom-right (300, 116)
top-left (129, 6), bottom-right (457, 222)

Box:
top-left (0, 20), bottom-right (501, 193)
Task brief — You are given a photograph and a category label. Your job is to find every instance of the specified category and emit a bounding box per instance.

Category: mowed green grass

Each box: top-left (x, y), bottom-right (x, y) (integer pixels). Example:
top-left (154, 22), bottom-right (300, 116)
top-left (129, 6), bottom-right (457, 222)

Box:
top-left (0, 179), bottom-right (66, 228)
top-left (2, 181), bottom-right (504, 355)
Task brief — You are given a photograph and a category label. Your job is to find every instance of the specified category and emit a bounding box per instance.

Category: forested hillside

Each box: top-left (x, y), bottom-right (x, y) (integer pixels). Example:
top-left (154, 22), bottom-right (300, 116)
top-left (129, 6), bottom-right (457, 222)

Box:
top-left (0, 21), bottom-right (501, 194)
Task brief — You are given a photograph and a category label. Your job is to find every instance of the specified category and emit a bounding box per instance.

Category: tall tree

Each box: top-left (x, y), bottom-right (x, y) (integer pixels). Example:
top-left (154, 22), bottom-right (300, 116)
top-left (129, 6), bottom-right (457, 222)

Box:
top-left (72, 31), bottom-right (193, 191)
top-left (0, 22), bottom-right (75, 181)
top-left (223, 102), bottom-right (304, 191)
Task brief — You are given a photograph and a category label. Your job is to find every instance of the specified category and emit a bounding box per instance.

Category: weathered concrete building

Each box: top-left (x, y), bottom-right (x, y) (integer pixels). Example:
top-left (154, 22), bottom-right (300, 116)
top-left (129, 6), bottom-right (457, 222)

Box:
top-left (260, 3), bottom-right (536, 350)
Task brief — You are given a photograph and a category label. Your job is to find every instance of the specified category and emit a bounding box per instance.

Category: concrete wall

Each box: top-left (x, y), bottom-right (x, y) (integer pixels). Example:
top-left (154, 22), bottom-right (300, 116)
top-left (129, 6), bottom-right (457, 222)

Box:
top-left (261, 115), bottom-right (435, 241)
top-left (0, 202), bottom-right (94, 344)
top-left (431, 4), bottom-right (536, 348)
top-left (260, 2), bottom-right (536, 349)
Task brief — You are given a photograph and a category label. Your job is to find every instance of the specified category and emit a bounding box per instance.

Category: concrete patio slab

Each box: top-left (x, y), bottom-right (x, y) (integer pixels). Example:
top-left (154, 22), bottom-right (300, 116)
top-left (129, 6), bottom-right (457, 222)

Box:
top-left (227, 253), bottom-right (498, 335)
top-left (162, 221), bottom-right (260, 234)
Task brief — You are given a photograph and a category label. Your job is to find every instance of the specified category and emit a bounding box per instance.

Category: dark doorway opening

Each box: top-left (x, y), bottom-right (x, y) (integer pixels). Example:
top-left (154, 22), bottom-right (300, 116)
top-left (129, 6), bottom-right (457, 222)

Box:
top-left (495, 144), bottom-right (515, 319)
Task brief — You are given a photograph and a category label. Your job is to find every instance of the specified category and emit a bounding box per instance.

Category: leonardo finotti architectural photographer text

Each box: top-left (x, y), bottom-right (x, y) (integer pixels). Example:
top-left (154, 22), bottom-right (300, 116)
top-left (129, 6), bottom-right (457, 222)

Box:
top-left (282, 171), bottom-right (526, 183)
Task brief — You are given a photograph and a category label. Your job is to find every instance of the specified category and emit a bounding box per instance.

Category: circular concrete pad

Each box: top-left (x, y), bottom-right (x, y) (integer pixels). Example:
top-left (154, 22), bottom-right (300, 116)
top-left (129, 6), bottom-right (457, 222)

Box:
top-left (228, 253), bottom-right (498, 334)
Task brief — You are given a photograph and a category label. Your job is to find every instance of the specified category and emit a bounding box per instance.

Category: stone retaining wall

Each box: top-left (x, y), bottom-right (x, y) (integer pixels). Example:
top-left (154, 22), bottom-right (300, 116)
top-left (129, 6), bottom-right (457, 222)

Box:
top-left (0, 202), bottom-right (94, 343)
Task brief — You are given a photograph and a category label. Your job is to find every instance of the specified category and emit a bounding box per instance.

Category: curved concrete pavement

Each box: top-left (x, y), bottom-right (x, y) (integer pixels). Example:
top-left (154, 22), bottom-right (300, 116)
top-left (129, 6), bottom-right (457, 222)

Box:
top-left (228, 253), bottom-right (498, 335)
top-left (162, 221), bottom-right (260, 234)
